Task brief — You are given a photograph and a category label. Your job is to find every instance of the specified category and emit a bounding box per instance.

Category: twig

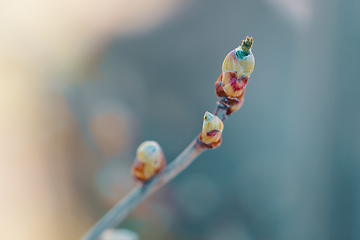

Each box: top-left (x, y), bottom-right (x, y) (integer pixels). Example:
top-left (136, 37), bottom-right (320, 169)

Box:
top-left (82, 105), bottom-right (227, 240)
top-left (82, 36), bottom-right (255, 240)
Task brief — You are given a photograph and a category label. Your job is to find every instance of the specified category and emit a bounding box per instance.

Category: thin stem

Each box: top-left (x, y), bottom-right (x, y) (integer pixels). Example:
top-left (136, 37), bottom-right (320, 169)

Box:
top-left (82, 139), bottom-right (205, 240)
top-left (81, 105), bottom-right (227, 240)
top-left (214, 102), bottom-right (227, 121)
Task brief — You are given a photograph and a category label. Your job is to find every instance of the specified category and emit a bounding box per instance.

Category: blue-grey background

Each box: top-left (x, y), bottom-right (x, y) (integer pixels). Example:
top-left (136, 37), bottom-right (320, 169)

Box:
top-left (21, 0), bottom-right (359, 239)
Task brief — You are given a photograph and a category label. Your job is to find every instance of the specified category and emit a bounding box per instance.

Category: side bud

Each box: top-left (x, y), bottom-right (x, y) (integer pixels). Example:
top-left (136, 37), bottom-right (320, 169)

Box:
top-left (222, 36), bottom-right (255, 78)
top-left (199, 112), bottom-right (224, 148)
top-left (131, 141), bottom-right (166, 182)
top-left (227, 94), bottom-right (244, 115)
top-left (101, 229), bottom-right (139, 240)
top-left (221, 72), bottom-right (248, 97)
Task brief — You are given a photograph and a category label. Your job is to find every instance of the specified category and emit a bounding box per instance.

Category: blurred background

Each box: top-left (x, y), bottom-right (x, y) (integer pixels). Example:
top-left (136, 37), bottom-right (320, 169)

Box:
top-left (0, 0), bottom-right (359, 239)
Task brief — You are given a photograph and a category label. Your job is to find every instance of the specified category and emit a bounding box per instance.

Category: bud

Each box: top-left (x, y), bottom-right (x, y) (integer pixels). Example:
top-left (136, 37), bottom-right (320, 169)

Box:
top-left (131, 141), bottom-right (166, 182)
top-left (221, 72), bottom-right (248, 97)
top-left (222, 36), bottom-right (255, 78)
top-left (201, 112), bottom-right (224, 145)
top-left (227, 95), bottom-right (244, 115)
top-left (101, 229), bottom-right (139, 240)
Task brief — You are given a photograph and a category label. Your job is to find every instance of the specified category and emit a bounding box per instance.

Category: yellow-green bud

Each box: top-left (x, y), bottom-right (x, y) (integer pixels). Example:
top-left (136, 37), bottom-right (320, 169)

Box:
top-left (201, 112), bottom-right (224, 144)
top-left (222, 36), bottom-right (255, 78)
top-left (131, 141), bottom-right (166, 182)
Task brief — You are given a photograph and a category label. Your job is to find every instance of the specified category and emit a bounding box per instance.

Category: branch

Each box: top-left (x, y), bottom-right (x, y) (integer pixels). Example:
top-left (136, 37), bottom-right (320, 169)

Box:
top-left (81, 37), bottom-right (255, 240)
top-left (82, 106), bottom-right (226, 240)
